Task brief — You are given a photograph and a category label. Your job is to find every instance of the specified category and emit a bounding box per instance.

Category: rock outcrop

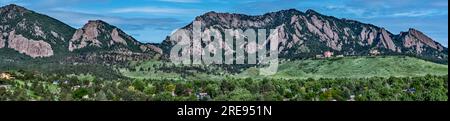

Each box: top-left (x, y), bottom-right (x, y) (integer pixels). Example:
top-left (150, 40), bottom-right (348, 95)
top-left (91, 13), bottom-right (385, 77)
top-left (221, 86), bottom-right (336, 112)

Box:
top-left (69, 20), bottom-right (109, 51)
top-left (400, 28), bottom-right (445, 53)
top-left (7, 30), bottom-right (53, 58)
top-left (69, 20), bottom-right (143, 52)
top-left (140, 44), bottom-right (163, 54)
top-left (1, 4), bottom-right (161, 64)
top-left (66, 20), bottom-right (161, 64)
top-left (161, 9), bottom-right (447, 63)
top-left (0, 30), bottom-right (5, 48)
top-left (0, 4), bottom-right (75, 58)
top-left (0, 4), bottom-right (446, 63)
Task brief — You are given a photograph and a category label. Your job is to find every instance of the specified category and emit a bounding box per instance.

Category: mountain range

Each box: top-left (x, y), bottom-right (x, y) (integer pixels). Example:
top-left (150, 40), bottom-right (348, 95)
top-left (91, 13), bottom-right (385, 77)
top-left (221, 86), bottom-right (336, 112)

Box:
top-left (0, 4), bottom-right (448, 65)
top-left (0, 4), bottom-right (160, 64)
top-left (162, 9), bottom-right (448, 63)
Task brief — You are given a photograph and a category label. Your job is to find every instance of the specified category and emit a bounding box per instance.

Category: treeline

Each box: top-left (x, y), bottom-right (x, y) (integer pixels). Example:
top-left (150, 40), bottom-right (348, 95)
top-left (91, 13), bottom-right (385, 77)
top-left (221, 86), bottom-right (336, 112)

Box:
top-left (0, 60), bottom-right (123, 80)
top-left (0, 71), bottom-right (447, 101)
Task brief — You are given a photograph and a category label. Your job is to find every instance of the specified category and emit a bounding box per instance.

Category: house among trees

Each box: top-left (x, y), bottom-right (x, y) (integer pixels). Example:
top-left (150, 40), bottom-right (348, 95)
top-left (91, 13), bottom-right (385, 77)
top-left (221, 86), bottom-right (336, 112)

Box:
top-left (370, 49), bottom-right (380, 56)
top-left (347, 95), bottom-right (356, 101)
top-left (196, 92), bottom-right (210, 101)
top-left (316, 51), bottom-right (335, 59)
top-left (0, 72), bottom-right (13, 80)
top-left (324, 51), bottom-right (334, 58)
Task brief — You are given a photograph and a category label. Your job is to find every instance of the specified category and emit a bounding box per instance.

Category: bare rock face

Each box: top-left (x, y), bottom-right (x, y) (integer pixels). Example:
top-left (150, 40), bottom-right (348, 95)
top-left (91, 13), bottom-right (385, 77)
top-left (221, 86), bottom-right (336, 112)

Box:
top-left (7, 30), bottom-right (53, 58)
top-left (1, 4), bottom-right (76, 58)
top-left (69, 20), bottom-right (140, 52)
top-left (306, 16), bottom-right (326, 39)
top-left (0, 30), bottom-right (5, 48)
top-left (0, 39), bottom-right (4, 48)
top-left (162, 9), bottom-right (447, 63)
top-left (359, 27), bottom-right (377, 46)
top-left (111, 28), bottom-right (127, 45)
top-left (69, 20), bottom-right (104, 51)
top-left (380, 29), bottom-right (396, 51)
top-left (140, 44), bottom-right (163, 54)
top-left (400, 28), bottom-right (446, 54)
top-left (65, 20), bottom-right (161, 64)
top-left (268, 24), bottom-right (288, 53)
top-left (306, 14), bottom-right (341, 50)
top-left (405, 29), bottom-right (443, 50)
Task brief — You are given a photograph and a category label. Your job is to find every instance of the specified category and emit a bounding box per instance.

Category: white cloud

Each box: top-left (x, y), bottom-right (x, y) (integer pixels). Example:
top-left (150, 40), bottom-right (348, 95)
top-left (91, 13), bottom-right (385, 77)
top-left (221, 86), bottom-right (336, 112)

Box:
top-left (326, 4), bottom-right (448, 19)
top-left (390, 10), bottom-right (448, 17)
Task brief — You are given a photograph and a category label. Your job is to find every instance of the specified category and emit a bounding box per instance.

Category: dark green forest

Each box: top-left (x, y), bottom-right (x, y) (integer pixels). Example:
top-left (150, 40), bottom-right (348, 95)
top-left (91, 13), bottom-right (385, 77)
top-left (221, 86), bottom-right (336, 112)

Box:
top-left (1, 70), bottom-right (447, 101)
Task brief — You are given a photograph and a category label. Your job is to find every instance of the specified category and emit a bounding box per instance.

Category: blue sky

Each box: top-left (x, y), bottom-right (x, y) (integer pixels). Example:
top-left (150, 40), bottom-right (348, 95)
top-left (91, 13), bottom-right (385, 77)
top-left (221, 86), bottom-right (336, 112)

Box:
top-left (1, 0), bottom-right (448, 46)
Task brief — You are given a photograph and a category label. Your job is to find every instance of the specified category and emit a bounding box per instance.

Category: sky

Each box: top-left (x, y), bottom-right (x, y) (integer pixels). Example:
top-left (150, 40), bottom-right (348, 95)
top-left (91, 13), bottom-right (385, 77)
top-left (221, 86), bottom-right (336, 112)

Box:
top-left (0, 0), bottom-right (448, 46)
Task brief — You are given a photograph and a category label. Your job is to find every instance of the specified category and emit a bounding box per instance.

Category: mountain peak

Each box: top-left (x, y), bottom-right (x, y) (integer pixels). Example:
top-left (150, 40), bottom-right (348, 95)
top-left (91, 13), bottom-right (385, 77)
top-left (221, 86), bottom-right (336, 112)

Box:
top-left (400, 28), bottom-right (445, 52)
top-left (1, 4), bottom-right (25, 9)
top-left (305, 9), bottom-right (319, 14)
top-left (80, 20), bottom-right (119, 33)
top-left (205, 11), bottom-right (217, 14)
top-left (271, 9), bottom-right (302, 15)
top-left (200, 11), bottom-right (240, 18)
top-left (0, 4), bottom-right (30, 14)
top-left (195, 11), bottom-right (243, 23)
top-left (70, 20), bottom-right (146, 52)
top-left (83, 20), bottom-right (110, 27)
top-left (405, 28), bottom-right (427, 37)
top-left (87, 20), bottom-right (108, 24)
top-left (408, 28), bottom-right (421, 33)
top-left (200, 11), bottom-right (231, 17)
top-left (165, 8), bottom-right (447, 63)
top-left (280, 8), bottom-right (301, 13)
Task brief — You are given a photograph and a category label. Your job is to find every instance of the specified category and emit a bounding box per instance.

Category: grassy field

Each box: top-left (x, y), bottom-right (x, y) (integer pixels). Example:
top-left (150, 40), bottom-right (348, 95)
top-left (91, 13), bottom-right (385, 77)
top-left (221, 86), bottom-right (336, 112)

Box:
top-left (119, 60), bottom-right (180, 80)
top-left (268, 56), bottom-right (448, 79)
top-left (122, 56), bottom-right (448, 80)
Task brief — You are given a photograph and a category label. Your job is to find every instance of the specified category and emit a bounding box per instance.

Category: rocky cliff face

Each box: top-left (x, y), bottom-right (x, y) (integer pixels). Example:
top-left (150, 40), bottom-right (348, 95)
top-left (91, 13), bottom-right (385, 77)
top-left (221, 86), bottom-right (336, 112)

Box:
top-left (69, 20), bottom-right (141, 52)
top-left (65, 20), bottom-right (161, 64)
top-left (68, 20), bottom-right (162, 54)
top-left (0, 4), bottom-right (75, 58)
top-left (162, 9), bottom-right (447, 63)
top-left (7, 30), bottom-right (53, 58)
top-left (399, 28), bottom-right (446, 53)
top-left (0, 4), bottom-right (446, 63)
top-left (0, 31), bottom-right (5, 48)
top-left (0, 4), bottom-right (161, 64)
